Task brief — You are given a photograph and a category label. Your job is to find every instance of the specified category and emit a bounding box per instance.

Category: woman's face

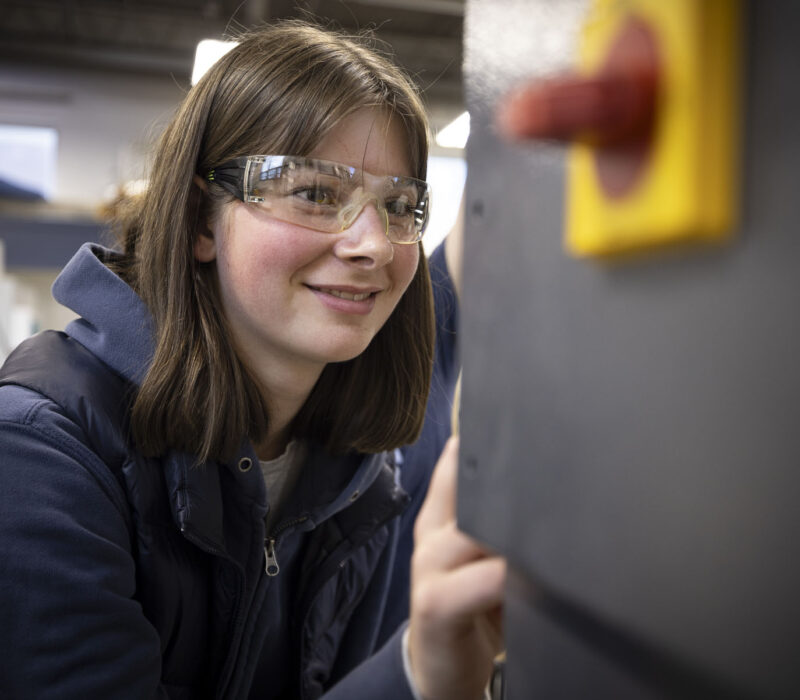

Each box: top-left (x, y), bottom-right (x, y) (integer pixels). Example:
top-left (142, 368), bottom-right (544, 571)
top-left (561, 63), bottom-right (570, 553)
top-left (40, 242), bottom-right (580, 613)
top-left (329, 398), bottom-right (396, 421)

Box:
top-left (196, 107), bottom-right (420, 381)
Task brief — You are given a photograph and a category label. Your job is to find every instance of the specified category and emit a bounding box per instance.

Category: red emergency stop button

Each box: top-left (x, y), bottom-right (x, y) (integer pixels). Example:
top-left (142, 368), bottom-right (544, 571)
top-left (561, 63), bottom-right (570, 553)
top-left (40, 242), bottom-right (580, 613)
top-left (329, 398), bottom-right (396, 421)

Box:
top-left (497, 15), bottom-right (660, 198)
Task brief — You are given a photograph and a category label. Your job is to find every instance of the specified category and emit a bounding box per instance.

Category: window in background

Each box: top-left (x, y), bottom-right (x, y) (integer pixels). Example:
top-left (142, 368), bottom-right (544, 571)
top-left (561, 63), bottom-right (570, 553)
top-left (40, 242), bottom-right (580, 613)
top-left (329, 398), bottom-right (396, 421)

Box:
top-left (0, 124), bottom-right (58, 201)
top-left (424, 155), bottom-right (467, 255)
top-left (192, 40), bottom-right (239, 85)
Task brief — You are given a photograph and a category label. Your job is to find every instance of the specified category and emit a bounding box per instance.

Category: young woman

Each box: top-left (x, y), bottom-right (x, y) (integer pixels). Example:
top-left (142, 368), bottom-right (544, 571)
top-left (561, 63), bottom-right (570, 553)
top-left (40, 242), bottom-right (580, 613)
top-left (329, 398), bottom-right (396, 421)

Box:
top-left (0, 21), bottom-right (503, 700)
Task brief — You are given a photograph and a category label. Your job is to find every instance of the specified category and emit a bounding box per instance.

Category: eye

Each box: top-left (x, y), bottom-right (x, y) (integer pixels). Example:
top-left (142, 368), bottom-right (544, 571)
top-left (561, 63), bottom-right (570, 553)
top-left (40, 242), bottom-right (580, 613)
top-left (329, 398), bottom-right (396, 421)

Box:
top-left (293, 186), bottom-right (338, 206)
top-left (385, 194), bottom-right (416, 217)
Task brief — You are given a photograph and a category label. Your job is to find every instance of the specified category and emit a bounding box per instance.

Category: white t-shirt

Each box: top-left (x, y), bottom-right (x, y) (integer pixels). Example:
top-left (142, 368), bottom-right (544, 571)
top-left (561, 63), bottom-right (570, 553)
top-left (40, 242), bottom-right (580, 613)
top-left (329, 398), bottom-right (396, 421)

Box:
top-left (259, 439), bottom-right (307, 533)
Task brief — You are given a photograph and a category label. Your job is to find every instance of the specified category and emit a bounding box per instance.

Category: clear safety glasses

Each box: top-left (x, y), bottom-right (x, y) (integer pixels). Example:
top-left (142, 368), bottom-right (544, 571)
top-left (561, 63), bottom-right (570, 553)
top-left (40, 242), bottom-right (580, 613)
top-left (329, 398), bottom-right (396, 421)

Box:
top-left (206, 155), bottom-right (431, 244)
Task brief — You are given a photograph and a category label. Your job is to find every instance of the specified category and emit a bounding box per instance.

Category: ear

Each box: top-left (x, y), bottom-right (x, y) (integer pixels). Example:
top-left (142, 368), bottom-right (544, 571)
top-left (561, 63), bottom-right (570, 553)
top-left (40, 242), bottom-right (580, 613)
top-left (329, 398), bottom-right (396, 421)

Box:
top-left (194, 230), bottom-right (217, 262)
top-left (192, 174), bottom-right (209, 193)
top-left (191, 175), bottom-right (217, 262)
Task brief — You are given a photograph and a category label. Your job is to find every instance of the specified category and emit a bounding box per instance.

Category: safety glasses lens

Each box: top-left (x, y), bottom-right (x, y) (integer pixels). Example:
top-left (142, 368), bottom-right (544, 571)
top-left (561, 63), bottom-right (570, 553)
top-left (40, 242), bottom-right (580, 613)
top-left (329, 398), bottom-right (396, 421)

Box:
top-left (244, 157), bottom-right (428, 243)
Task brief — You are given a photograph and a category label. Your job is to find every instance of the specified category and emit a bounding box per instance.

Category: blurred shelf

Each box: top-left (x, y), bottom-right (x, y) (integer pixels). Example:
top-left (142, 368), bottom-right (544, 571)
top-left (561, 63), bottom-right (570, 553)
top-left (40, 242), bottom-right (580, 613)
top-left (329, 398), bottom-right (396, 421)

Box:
top-left (0, 201), bottom-right (107, 268)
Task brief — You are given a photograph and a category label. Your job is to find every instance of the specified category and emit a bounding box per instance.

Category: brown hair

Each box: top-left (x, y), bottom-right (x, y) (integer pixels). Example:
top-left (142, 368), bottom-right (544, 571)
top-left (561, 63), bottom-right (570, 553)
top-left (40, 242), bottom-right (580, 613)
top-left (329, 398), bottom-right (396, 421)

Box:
top-left (109, 20), bottom-right (435, 463)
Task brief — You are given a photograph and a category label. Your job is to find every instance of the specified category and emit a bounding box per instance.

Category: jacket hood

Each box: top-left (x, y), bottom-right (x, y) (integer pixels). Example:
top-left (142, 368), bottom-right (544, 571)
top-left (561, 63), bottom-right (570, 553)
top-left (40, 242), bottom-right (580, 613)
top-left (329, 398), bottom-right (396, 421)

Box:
top-left (52, 243), bottom-right (154, 386)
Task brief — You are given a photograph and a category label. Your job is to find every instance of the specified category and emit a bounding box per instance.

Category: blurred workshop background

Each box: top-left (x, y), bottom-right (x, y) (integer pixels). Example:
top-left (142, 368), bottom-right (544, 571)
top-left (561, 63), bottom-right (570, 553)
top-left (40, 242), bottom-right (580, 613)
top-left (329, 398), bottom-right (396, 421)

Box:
top-left (0, 0), bottom-right (468, 361)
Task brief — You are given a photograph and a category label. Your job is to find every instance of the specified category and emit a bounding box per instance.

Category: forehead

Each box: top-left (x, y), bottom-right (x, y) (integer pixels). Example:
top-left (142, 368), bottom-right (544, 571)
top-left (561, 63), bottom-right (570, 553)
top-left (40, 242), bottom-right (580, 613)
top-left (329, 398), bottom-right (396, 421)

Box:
top-left (308, 107), bottom-right (413, 179)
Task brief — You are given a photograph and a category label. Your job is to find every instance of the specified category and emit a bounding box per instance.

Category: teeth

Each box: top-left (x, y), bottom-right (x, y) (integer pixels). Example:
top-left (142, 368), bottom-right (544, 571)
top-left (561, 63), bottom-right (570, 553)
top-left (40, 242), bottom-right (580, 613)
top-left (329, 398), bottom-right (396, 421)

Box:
top-left (320, 288), bottom-right (372, 301)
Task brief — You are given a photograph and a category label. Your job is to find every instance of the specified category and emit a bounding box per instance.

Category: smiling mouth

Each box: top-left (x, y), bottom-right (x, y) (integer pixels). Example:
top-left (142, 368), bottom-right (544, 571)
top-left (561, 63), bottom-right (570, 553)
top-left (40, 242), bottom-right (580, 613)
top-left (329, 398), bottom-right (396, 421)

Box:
top-left (309, 286), bottom-right (376, 302)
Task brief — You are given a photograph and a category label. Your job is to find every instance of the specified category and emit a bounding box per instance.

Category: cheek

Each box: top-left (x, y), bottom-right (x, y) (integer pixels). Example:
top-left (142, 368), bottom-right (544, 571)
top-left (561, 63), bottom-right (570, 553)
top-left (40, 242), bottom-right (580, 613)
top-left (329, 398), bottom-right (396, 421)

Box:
top-left (393, 245), bottom-right (420, 295)
top-left (214, 212), bottom-right (323, 297)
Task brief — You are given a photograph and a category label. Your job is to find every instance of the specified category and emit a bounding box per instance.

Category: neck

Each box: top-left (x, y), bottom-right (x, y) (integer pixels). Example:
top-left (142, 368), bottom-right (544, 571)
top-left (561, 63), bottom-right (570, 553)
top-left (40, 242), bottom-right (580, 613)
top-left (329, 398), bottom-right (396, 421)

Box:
top-left (256, 424), bottom-right (293, 462)
top-left (249, 359), bottom-right (324, 462)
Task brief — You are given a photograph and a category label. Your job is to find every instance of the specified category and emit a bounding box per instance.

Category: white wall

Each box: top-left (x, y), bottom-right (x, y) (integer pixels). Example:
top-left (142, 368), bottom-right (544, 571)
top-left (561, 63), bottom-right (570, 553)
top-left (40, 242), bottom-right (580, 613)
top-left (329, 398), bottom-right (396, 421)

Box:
top-left (0, 63), bottom-right (185, 208)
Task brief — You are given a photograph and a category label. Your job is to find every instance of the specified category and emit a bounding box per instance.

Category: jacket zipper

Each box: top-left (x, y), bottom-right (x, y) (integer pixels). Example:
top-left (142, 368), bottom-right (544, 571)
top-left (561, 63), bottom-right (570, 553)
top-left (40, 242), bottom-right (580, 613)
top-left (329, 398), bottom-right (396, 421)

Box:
top-left (264, 515), bottom-right (308, 576)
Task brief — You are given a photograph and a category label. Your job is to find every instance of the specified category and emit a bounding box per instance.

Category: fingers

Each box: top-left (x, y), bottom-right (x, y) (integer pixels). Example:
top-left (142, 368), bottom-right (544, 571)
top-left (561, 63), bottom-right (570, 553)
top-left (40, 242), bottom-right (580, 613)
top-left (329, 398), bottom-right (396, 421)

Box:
top-left (414, 436), bottom-right (459, 541)
top-left (413, 521), bottom-right (492, 573)
top-left (408, 551), bottom-right (506, 700)
top-left (478, 605), bottom-right (505, 653)
top-left (413, 556), bottom-right (507, 631)
top-left (413, 433), bottom-right (506, 625)
top-left (407, 435), bottom-right (507, 699)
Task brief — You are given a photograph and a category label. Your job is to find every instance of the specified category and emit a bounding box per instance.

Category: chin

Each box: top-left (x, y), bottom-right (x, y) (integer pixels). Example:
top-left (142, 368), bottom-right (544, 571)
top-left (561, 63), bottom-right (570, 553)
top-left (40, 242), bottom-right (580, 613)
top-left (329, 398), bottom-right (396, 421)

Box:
top-left (322, 347), bottom-right (371, 365)
top-left (314, 337), bottom-right (375, 365)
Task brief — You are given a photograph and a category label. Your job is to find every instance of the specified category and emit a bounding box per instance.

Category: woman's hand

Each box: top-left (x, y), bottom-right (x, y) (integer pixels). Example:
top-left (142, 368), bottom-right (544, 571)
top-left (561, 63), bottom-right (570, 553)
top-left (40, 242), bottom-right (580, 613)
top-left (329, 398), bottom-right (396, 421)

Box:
top-left (408, 437), bottom-right (506, 700)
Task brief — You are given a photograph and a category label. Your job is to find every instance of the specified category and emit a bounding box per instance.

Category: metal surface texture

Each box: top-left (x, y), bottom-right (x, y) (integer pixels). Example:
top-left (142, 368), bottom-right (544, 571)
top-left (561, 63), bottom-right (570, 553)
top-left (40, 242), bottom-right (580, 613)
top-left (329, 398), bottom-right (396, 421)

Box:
top-left (458, 1), bottom-right (800, 697)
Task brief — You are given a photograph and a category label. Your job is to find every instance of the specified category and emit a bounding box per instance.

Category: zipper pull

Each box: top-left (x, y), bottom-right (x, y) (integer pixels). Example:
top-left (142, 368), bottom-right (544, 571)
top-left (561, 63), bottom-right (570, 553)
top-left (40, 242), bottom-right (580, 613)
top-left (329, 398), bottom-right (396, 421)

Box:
top-left (264, 538), bottom-right (280, 577)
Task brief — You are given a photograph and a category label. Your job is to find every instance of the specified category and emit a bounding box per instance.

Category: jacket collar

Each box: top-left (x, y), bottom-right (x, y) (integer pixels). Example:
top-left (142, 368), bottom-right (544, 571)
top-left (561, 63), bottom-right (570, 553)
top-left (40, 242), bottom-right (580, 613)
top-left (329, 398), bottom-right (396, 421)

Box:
top-left (53, 243), bottom-right (154, 385)
top-left (162, 441), bottom-right (398, 556)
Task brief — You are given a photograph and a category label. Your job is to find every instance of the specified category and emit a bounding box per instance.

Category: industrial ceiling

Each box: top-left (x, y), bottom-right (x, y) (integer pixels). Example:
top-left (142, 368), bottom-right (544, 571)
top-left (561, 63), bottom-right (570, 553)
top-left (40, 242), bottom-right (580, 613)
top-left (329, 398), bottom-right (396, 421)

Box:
top-left (0, 0), bottom-right (465, 122)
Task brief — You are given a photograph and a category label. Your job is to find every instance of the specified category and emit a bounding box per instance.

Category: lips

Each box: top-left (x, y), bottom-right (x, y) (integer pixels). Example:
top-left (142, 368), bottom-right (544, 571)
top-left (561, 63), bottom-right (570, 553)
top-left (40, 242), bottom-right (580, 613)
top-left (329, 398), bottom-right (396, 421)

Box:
top-left (316, 288), bottom-right (373, 301)
top-left (305, 284), bottom-right (382, 315)
top-left (306, 284), bottom-right (382, 301)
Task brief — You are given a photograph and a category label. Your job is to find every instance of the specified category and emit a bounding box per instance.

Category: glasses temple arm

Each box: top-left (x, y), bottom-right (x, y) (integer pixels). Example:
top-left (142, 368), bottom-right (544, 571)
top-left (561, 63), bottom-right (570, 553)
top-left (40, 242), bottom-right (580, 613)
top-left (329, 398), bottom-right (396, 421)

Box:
top-left (205, 165), bottom-right (245, 200)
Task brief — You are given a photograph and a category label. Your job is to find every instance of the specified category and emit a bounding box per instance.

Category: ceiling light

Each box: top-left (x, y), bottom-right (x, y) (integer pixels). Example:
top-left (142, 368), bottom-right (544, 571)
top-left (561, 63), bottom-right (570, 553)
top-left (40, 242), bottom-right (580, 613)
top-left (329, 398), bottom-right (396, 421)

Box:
top-left (192, 39), bottom-right (239, 85)
top-left (435, 111), bottom-right (470, 149)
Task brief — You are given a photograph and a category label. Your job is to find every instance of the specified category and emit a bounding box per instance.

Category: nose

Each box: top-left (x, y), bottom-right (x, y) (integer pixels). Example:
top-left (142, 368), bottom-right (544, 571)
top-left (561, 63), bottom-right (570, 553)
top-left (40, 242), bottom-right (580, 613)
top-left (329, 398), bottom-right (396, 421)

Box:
top-left (334, 200), bottom-right (395, 268)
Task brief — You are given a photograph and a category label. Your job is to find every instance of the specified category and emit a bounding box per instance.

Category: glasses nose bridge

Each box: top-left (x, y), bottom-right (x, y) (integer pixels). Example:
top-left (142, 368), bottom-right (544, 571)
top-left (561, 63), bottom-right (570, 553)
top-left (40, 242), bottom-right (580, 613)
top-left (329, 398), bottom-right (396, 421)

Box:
top-left (337, 187), bottom-right (389, 236)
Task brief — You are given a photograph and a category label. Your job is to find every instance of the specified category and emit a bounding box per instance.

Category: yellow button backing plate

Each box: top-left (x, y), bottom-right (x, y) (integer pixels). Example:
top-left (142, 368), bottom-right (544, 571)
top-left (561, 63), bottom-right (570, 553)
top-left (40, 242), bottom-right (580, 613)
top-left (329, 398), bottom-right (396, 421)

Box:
top-left (567, 0), bottom-right (742, 258)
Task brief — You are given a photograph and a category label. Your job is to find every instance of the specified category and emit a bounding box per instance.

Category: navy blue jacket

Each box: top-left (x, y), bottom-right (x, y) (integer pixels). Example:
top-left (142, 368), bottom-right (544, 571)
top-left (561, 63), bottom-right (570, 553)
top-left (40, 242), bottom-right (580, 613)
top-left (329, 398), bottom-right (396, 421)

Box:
top-left (0, 242), bottom-right (456, 699)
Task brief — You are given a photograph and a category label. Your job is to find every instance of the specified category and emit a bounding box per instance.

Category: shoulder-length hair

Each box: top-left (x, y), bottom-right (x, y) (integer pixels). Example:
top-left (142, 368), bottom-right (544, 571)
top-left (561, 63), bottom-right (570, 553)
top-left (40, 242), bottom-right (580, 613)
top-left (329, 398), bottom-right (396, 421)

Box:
top-left (110, 20), bottom-right (435, 462)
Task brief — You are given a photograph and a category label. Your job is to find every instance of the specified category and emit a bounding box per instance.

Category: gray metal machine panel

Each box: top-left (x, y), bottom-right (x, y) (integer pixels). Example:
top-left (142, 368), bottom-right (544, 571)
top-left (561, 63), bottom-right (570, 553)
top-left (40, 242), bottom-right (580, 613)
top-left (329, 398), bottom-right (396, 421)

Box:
top-left (458, 2), bottom-right (800, 698)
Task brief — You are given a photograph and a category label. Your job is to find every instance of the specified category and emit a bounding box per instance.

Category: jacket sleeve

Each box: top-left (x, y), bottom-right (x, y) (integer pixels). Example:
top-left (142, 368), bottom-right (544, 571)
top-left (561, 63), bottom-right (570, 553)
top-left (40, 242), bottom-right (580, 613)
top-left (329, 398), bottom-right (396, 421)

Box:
top-left (320, 626), bottom-right (416, 700)
top-left (0, 387), bottom-right (169, 699)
